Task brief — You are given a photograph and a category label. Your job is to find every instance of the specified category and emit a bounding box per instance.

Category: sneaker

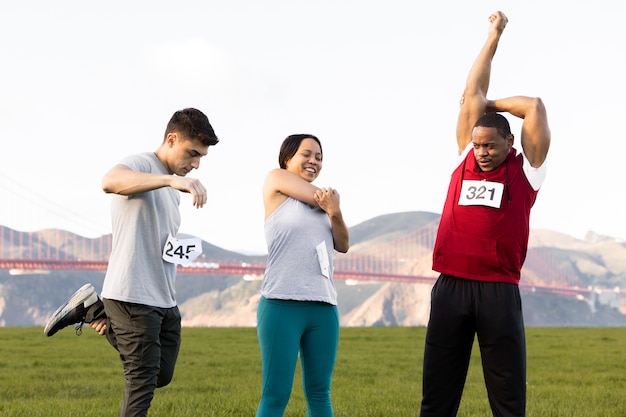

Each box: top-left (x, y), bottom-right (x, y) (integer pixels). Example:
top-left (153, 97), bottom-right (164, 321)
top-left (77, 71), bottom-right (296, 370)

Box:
top-left (44, 283), bottom-right (99, 337)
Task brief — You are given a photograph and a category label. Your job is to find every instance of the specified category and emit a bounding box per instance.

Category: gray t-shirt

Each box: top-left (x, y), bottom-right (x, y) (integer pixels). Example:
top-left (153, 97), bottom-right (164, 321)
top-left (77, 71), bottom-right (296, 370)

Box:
top-left (101, 152), bottom-right (181, 308)
top-left (261, 197), bottom-right (337, 305)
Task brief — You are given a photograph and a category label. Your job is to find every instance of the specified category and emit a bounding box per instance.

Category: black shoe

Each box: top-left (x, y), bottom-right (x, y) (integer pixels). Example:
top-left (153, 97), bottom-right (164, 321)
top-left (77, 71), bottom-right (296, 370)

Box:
top-left (44, 283), bottom-right (99, 337)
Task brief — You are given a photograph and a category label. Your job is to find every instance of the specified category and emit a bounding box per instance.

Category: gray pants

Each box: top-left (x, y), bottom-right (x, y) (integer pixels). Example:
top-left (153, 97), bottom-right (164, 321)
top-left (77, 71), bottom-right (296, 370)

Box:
top-left (94, 298), bottom-right (181, 417)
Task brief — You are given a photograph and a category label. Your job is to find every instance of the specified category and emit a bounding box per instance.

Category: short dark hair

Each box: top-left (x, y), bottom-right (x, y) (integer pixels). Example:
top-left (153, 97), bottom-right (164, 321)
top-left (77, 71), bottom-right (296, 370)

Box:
top-left (278, 134), bottom-right (322, 169)
top-left (164, 108), bottom-right (219, 146)
top-left (474, 112), bottom-right (511, 138)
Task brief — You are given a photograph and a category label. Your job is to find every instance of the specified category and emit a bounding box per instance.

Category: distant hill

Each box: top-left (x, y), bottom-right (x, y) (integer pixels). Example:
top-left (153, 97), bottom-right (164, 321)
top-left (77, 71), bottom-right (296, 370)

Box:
top-left (349, 211), bottom-right (440, 246)
top-left (1, 211), bottom-right (626, 328)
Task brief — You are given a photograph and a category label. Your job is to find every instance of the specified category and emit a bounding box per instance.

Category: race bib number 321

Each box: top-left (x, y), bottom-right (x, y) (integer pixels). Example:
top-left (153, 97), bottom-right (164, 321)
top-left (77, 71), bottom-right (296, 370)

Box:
top-left (162, 234), bottom-right (203, 266)
top-left (458, 180), bottom-right (504, 209)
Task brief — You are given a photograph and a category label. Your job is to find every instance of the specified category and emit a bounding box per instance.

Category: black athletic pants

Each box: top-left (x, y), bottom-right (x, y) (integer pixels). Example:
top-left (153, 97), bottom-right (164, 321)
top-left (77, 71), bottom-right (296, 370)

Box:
top-left (89, 298), bottom-right (181, 417)
top-left (420, 274), bottom-right (526, 417)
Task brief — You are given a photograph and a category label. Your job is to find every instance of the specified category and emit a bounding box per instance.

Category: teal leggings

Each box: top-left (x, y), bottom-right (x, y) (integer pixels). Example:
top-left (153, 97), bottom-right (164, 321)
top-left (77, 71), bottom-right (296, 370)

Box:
top-left (256, 296), bottom-right (340, 417)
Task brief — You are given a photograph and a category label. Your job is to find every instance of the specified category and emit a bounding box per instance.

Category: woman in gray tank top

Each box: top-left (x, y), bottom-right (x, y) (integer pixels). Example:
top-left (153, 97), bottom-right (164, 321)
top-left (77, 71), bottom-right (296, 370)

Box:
top-left (256, 134), bottom-right (349, 417)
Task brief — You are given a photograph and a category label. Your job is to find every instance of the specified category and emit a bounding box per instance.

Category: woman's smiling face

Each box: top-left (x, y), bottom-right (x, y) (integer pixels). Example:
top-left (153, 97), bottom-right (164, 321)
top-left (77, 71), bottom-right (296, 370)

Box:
top-left (285, 138), bottom-right (323, 183)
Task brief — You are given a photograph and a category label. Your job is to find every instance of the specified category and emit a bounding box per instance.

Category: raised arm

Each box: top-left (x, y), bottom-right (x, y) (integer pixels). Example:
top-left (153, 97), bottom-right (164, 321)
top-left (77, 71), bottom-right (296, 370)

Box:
top-left (262, 168), bottom-right (320, 219)
top-left (102, 164), bottom-right (208, 208)
top-left (263, 168), bottom-right (350, 252)
top-left (456, 11), bottom-right (508, 152)
top-left (102, 164), bottom-right (174, 195)
top-left (487, 96), bottom-right (551, 167)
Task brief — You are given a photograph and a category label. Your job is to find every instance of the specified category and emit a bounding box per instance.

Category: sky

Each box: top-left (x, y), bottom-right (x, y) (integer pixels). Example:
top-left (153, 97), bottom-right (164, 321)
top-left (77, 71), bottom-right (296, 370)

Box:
top-left (1, 1), bottom-right (625, 255)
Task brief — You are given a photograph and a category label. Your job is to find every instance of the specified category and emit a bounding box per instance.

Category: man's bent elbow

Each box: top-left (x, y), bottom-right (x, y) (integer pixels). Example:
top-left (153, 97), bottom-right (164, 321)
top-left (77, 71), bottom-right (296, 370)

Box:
top-left (531, 97), bottom-right (548, 116)
top-left (101, 178), bottom-right (116, 194)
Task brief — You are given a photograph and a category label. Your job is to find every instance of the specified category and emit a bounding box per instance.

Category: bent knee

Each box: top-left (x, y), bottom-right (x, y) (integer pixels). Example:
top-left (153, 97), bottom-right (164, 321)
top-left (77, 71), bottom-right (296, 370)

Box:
top-left (157, 373), bottom-right (174, 388)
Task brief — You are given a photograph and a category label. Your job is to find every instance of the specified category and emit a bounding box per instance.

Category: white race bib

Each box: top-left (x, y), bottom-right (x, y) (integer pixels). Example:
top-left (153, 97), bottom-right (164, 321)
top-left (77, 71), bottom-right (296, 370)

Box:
top-left (316, 241), bottom-right (330, 279)
top-left (162, 234), bottom-right (203, 267)
top-left (458, 180), bottom-right (504, 209)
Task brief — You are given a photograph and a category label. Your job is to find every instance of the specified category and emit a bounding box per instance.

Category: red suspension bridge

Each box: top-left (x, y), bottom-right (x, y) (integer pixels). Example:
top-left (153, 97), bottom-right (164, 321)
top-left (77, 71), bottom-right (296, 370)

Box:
top-left (0, 222), bottom-right (615, 304)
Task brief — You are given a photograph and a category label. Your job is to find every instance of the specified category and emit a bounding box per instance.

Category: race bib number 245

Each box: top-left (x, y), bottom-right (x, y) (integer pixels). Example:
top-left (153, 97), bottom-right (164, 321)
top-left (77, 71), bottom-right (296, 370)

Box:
top-left (162, 234), bottom-right (203, 266)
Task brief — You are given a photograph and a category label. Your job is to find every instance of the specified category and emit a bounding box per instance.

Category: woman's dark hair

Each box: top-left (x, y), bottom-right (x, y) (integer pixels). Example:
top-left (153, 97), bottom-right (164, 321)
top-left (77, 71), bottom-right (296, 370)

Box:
top-left (278, 134), bottom-right (322, 169)
top-left (164, 108), bottom-right (219, 146)
top-left (473, 112), bottom-right (511, 139)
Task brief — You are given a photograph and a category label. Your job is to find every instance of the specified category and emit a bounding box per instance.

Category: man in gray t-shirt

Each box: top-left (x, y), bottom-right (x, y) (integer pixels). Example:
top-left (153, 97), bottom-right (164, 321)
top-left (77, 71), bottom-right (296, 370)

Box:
top-left (44, 108), bottom-right (219, 416)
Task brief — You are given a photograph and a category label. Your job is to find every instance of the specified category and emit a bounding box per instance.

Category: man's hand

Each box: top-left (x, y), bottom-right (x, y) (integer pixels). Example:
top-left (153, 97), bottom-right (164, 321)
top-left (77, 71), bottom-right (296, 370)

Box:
top-left (90, 318), bottom-right (107, 336)
top-left (170, 176), bottom-right (208, 208)
top-left (488, 11), bottom-right (508, 37)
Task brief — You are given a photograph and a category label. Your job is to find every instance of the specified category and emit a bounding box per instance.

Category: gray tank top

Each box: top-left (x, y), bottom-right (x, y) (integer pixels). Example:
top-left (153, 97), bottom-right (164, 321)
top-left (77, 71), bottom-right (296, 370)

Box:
top-left (261, 197), bottom-right (337, 305)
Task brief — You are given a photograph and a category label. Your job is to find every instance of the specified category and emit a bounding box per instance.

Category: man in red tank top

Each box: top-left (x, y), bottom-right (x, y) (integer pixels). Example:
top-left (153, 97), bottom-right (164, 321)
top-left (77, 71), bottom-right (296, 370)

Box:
top-left (420, 11), bottom-right (551, 417)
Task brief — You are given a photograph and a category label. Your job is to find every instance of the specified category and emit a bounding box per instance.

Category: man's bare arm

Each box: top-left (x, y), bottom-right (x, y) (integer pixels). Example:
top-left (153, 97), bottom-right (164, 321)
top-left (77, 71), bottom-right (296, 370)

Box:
top-left (102, 165), bottom-right (208, 208)
top-left (456, 11), bottom-right (508, 152)
top-left (488, 96), bottom-right (551, 167)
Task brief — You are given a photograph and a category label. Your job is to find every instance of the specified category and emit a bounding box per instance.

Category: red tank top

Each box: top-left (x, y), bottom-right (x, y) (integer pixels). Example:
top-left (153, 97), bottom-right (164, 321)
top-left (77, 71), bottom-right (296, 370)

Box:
top-left (432, 147), bottom-right (538, 284)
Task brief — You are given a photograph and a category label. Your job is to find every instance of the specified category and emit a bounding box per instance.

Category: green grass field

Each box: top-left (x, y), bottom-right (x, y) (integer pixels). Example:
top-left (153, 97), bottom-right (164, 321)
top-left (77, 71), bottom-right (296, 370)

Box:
top-left (0, 327), bottom-right (624, 416)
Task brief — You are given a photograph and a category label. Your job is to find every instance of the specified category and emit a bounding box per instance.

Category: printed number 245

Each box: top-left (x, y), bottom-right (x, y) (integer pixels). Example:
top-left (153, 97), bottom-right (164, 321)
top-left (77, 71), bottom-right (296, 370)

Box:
top-left (164, 242), bottom-right (196, 260)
